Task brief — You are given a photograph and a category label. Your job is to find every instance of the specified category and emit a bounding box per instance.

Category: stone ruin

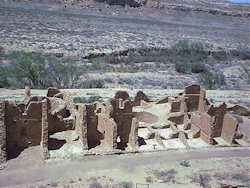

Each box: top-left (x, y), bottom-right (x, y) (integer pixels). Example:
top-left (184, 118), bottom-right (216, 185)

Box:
top-left (0, 85), bottom-right (248, 166)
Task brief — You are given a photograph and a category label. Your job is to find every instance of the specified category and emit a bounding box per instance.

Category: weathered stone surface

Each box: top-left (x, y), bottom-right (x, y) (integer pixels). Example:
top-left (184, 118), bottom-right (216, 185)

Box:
top-left (227, 105), bottom-right (250, 116)
top-left (179, 131), bottom-right (189, 148)
top-left (136, 111), bottom-right (159, 124)
top-left (184, 84), bottom-right (200, 95)
top-left (183, 113), bottom-right (191, 130)
top-left (221, 114), bottom-right (238, 144)
top-left (156, 96), bottom-right (169, 104)
top-left (168, 112), bottom-right (185, 124)
top-left (170, 100), bottom-right (181, 112)
top-left (207, 102), bottom-right (226, 137)
top-left (41, 99), bottom-right (50, 160)
top-left (133, 90), bottom-right (150, 106)
top-left (75, 104), bottom-right (88, 150)
top-left (128, 117), bottom-right (139, 149)
top-left (114, 91), bottom-right (130, 101)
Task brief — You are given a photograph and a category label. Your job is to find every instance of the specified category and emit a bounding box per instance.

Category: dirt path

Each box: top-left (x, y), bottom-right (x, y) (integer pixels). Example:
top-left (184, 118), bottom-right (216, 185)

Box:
top-left (0, 147), bottom-right (249, 187)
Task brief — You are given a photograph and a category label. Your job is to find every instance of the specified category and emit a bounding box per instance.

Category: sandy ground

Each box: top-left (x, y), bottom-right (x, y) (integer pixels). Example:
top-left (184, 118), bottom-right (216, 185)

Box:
top-left (0, 147), bottom-right (249, 188)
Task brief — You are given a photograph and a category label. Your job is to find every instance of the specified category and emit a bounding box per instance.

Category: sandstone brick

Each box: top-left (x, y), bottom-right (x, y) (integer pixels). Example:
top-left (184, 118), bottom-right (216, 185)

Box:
top-left (41, 99), bottom-right (50, 160)
top-left (184, 84), bottom-right (200, 94)
top-left (221, 114), bottom-right (238, 144)
top-left (133, 91), bottom-right (149, 106)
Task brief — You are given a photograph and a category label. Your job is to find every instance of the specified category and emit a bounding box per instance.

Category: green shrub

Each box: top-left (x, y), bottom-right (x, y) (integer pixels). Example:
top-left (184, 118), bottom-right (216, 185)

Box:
top-left (201, 71), bottom-right (215, 89)
top-left (152, 169), bottom-right (177, 183)
top-left (81, 79), bottom-right (105, 88)
top-left (180, 160), bottom-right (191, 167)
top-left (212, 51), bottom-right (228, 61)
top-left (7, 51), bottom-right (48, 88)
top-left (175, 62), bottom-right (207, 73)
top-left (214, 72), bottom-right (226, 86)
top-left (0, 67), bottom-right (9, 88)
top-left (0, 46), bottom-right (4, 58)
top-left (5, 51), bottom-right (84, 89)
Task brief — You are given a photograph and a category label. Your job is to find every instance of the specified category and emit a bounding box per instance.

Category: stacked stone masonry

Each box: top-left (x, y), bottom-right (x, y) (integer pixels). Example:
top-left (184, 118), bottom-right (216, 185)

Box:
top-left (0, 84), bottom-right (245, 166)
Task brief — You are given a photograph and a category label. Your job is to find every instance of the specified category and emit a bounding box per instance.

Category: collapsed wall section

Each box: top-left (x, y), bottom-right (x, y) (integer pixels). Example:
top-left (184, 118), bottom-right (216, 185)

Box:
top-left (0, 100), bottom-right (6, 165)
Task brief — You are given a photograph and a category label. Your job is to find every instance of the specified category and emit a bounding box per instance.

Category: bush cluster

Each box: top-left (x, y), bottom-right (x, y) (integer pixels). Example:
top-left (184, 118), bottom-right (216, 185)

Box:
top-left (0, 51), bottom-right (84, 89)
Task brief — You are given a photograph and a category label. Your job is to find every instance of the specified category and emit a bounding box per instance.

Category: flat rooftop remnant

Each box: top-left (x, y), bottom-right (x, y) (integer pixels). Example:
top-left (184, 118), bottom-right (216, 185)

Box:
top-left (0, 84), bottom-right (248, 167)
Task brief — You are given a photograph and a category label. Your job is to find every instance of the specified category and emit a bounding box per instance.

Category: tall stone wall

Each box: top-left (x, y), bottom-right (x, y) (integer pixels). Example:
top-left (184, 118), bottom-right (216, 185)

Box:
top-left (75, 104), bottom-right (88, 150)
top-left (221, 114), bottom-right (238, 144)
top-left (128, 117), bottom-right (139, 149)
top-left (41, 99), bottom-right (50, 160)
top-left (0, 100), bottom-right (6, 165)
top-left (5, 101), bottom-right (42, 151)
top-left (104, 118), bottom-right (117, 149)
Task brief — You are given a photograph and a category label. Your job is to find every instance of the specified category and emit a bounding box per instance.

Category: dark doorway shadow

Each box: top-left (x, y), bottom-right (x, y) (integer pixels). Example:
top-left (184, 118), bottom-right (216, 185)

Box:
top-left (117, 142), bottom-right (128, 150)
top-left (88, 140), bottom-right (101, 149)
top-left (7, 147), bottom-right (25, 160)
top-left (212, 138), bottom-right (218, 145)
top-left (48, 138), bottom-right (66, 150)
top-left (138, 136), bottom-right (147, 146)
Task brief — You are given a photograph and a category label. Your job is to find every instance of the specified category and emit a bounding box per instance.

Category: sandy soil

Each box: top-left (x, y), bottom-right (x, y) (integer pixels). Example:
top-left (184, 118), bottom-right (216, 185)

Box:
top-left (0, 147), bottom-right (249, 188)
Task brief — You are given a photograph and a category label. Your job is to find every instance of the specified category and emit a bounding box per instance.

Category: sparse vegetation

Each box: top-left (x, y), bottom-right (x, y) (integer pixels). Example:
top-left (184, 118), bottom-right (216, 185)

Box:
top-left (152, 169), bottom-right (177, 183)
top-left (201, 71), bottom-right (226, 89)
top-left (117, 181), bottom-right (134, 188)
top-left (80, 79), bottom-right (105, 89)
top-left (0, 51), bottom-right (84, 89)
top-left (231, 173), bottom-right (250, 183)
top-left (180, 160), bottom-right (191, 167)
top-left (89, 182), bottom-right (103, 188)
top-left (189, 173), bottom-right (211, 188)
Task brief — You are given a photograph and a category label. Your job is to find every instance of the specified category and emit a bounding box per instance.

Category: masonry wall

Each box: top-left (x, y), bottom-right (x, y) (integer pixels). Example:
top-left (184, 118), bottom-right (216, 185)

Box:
top-left (104, 117), bottom-right (117, 149)
top-left (86, 104), bottom-right (104, 149)
top-left (5, 101), bottom-right (42, 152)
top-left (221, 114), bottom-right (238, 144)
top-left (41, 99), bottom-right (50, 160)
top-left (75, 104), bottom-right (88, 150)
top-left (0, 100), bottom-right (6, 165)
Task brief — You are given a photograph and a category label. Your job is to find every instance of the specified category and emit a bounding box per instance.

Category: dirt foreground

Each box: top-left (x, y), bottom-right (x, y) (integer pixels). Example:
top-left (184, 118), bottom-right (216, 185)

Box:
top-left (0, 147), bottom-right (249, 188)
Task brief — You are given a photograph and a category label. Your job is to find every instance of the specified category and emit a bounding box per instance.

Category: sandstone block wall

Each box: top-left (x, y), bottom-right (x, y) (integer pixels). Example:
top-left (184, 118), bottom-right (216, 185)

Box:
top-left (133, 91), bottom-right (149, 106)
top-left (41, 99), bottom-right (50, 160)
top-left (128, 117), bottom-right (138, 149)
top-left (207, 103), bottom-right (226, 137)
top-left (5, 101), bottom-right (42, 151)
top-left (221, 114), bottom-right (238, 144)
top-left (75, 104), bottom-right (88, 150)
top-left (104, 117), bottom-right (117, 149)
top-left (0, 100), bottom-right (6, 165)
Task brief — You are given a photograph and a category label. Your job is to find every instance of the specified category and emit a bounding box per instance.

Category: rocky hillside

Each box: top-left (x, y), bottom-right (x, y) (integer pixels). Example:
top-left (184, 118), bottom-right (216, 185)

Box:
top-left (0, 0), bottom-right (249, 90)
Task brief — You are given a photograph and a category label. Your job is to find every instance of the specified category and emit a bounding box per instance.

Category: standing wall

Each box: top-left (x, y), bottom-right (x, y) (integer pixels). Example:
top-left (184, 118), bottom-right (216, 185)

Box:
top-left (0, 100), bottom-right (6, 165)
top-left (41, 99), bottom-right (50, 160)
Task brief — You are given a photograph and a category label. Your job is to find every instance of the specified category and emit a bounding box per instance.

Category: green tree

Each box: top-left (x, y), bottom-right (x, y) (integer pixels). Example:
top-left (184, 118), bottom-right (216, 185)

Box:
top-left (8, 51), bottom-right (48, 88)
